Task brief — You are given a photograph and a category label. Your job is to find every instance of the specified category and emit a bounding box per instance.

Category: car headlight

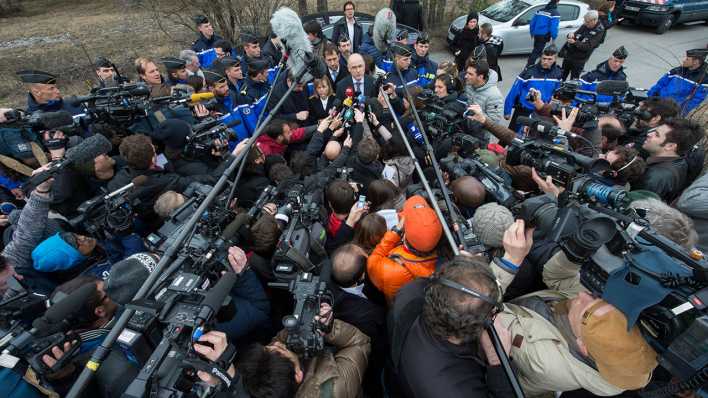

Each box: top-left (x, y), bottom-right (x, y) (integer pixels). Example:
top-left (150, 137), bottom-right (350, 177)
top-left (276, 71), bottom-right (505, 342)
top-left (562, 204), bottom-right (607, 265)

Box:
top-left (645, 5), bottom-right (670, 11)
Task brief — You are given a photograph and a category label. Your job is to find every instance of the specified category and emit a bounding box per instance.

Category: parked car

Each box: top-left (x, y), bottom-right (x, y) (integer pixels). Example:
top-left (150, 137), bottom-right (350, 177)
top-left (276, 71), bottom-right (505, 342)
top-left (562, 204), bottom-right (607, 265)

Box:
top-left (303, 11), bottom-right (421, 45)
top-left (618, 0), bottom-right (708, 34)
top-left (447, 0), bottom-right (590, 55)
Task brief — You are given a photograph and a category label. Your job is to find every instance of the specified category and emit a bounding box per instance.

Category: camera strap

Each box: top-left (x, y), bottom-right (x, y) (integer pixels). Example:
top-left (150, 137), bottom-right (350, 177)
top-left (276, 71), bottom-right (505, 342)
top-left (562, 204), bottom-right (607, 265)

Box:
top-left (0, 142), bottom-right (49, 177)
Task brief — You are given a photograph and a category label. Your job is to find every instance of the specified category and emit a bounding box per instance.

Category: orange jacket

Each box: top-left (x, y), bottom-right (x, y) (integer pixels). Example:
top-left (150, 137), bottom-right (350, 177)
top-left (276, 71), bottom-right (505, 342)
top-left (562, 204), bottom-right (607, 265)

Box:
top-left (367, 230), bottom-right (438, 304)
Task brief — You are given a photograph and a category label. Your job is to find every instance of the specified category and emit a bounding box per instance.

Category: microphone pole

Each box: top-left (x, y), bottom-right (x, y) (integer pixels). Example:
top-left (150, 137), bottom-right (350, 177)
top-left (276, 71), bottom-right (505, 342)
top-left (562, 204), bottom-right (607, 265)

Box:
top-left (390, 64), bottom-right (468, 253)
top-left (224, 54), bottom-right (288, 210)
top-left (486, 319), bottom-right (526, 398)
top-left (65, 70), bottom-right (305, 398)
top-left (379, 87), bottom-right (459, 256)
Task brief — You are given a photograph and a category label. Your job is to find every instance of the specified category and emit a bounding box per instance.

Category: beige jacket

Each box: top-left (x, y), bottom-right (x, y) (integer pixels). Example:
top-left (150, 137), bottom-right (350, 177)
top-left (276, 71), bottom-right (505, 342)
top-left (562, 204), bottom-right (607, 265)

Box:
top-left (274, 319), bottom-right (371, 398)
top-left (490, 252), bottom-right (625, 397)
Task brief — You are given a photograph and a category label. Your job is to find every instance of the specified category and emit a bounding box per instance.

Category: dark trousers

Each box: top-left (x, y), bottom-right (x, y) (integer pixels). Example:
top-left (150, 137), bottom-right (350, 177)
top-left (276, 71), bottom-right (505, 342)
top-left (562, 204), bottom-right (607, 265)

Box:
top-left (527, 35), bottom-right (550, 66)
top-left (562, 58), bottom-right (586, 80)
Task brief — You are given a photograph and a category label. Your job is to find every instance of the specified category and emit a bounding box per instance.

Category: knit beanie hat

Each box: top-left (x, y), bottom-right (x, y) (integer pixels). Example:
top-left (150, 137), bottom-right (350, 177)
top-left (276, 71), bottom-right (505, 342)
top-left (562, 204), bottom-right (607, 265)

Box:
top-left (472, 203), bottom-right (514, 248)
top-left (467, 11), bottom-right (479, 24)
top-left (401, 195), bottom-right (442, 252)
top-left (106, 253), bottom-right (158, 305)
top-left (32, 233), bottom-right (86, 272)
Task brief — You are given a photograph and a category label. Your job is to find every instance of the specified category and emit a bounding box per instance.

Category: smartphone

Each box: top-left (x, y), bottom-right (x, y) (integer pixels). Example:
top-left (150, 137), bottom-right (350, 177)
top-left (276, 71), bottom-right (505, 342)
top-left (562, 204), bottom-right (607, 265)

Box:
top-left (357, 195), bottom-right (366, 209)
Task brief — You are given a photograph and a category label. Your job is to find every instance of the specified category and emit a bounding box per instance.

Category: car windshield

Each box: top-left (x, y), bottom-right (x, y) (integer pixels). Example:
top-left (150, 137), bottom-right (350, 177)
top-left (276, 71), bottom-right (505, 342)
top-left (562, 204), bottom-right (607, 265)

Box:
top-left (481, 0), bottom-right (531, 22)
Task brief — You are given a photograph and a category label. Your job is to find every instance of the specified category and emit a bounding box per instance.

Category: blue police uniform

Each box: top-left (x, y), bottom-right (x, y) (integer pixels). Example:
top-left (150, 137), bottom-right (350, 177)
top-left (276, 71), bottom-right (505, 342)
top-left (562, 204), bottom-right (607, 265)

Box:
top-left (578, 60), bottom-right (627, 104)
top-left (238, 78), bottom-right (270, 106)
top-left (504, 62), bottom-right (562, 130)
top-left (191, 32), bottom-right (224, 52)
top-left (527, 2), bottom-right (560, 66)
top-left (648, 65), bottom-right (707, 116)
top-left (411, 50), bottom-right (438, 88)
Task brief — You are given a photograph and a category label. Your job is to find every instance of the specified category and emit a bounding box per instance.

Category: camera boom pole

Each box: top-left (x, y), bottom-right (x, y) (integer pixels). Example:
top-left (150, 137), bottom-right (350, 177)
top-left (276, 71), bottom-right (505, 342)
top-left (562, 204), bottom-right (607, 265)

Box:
top-left (66, 76), bottom-right (303, 398)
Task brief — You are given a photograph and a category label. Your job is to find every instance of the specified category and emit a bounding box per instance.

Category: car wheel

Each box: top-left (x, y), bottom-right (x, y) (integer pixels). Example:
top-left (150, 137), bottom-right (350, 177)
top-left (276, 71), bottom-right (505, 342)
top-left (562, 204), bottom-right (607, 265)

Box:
top-left (655, 14), bottom-right (674, 34)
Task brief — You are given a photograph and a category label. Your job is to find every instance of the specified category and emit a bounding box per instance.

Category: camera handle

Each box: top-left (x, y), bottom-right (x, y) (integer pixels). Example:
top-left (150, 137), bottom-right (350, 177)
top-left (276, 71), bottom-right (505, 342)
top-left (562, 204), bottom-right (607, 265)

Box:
top-left (66, 71), bottom-right (304, 398)
top-left (390, 66), bottom-right (465, 255)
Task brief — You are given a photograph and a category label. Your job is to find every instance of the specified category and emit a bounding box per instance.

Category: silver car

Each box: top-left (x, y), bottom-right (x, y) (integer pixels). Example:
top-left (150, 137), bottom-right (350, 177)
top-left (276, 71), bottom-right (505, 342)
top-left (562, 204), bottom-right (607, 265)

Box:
top-left (447, 0), bottom-right (590, 55)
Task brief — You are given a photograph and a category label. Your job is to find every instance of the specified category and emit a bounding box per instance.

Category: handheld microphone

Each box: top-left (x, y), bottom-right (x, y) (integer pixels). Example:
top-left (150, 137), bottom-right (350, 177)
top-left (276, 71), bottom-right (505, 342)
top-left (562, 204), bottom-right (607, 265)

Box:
top-left (22, 134), bottom-right (113, 193)
top-left (189, 92), bottom-right (216, 103)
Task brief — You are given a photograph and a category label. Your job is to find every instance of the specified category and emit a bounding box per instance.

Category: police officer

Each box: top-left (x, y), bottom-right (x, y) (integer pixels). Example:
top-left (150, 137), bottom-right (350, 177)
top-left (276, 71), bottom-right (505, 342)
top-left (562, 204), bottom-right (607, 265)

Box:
top-left (216, 57), bottom-right (246, 97)
top-left (94, 57), bottom-right (119, 88)
top-left (239, 58), bottom-right (271, 106)
top-left (503, 44), bottom-right (562, 131)
top-left (649, 48), bottom-right (708, 116)
top-left (560, 10), bottom-right (605, 81)
top-left (16, 70), bottom-right (82, 115)
top-left (527, 0), bottom-right (560, 67)
top-left (240, 32), bottom-right (272, 77)
top-left (191, 15), bottom-right (224, 52)
top-left (579, 46), bottom-right (628, 103)
top-left (204, 69), bottom-right (237, 115)
top-left (384, 43), bottom-right (419, 96)
top-left (161, 57), bottom-right (189, 87)
top-left (410, 32), bottom-right (438, 88)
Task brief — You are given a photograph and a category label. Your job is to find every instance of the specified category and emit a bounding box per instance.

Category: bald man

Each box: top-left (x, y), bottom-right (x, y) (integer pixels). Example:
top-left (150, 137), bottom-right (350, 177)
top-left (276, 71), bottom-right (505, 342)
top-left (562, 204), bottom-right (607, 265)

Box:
top-left (336, 53), bottom-right (377, 100)
top-left (324, 140), bottom-right (342, 161)
top-left (451, 176), bottom-right (486, 216)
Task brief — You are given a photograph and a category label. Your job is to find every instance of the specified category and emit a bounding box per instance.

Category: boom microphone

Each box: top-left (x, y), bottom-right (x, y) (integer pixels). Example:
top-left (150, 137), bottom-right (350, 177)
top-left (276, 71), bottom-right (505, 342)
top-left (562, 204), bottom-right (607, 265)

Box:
top-left (196, 273), bottom-right (238, 327)
top-left (373, 8), bottom-right (397, 53)
top-left (29, 111), bottom-right (74, 130)
top-left (271, 7), bottom-right (321, 82)
top-left (22, 134), bottom-right (113, 193)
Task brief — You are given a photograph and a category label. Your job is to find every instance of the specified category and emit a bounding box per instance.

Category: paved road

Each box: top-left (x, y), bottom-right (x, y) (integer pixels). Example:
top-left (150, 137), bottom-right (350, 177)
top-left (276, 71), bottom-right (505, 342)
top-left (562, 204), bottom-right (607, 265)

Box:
top-left (430, 21), bottom-right (708, 96)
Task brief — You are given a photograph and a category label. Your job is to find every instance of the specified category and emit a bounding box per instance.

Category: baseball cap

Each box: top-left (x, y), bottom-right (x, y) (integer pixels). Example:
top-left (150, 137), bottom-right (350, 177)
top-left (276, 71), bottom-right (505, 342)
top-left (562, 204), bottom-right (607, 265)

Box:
top-left (401, 195), bottom-right (442, 252)
top-left (581, 300), bottom-right (658, 390)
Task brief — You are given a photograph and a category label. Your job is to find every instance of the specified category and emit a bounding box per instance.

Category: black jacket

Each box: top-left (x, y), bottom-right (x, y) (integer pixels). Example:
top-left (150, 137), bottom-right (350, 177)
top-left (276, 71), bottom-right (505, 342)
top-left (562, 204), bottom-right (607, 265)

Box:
top-left (326, 65), bottom-right (350, 88)
top-left (452, 27), bottom-right (480, 72)
top-left (635, 156), bottom-right (688, 203)
top-left (346, 154), bottom-right (384, 194)
top-left (265, 76), bottom-right (309, 122)
top-left (331, 18), bottom-right (364, 53)
top-left (191, 32), bottom-right (224, 52)
top-left (563, 22), bottom-right (605, 62)
top-left (308, 95), bottom-right (336, 124)
top-left (336, 75), bottom-right (377, 100)
top-left (391, 279), bottom-right (514, 398)
top-left (479, 41), bottom-right (502, 81)
top-left (391, 0), bottom-right (425, 30)
top-left (236, 165), bottom-right (271, 208)
top-left (261, 38), bottom-right (283, 66)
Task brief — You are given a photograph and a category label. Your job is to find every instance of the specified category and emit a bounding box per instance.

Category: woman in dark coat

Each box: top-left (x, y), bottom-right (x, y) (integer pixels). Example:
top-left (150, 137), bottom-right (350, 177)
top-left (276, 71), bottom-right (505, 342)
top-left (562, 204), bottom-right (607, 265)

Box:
top-left (452, 11), bottom-right (480, 73)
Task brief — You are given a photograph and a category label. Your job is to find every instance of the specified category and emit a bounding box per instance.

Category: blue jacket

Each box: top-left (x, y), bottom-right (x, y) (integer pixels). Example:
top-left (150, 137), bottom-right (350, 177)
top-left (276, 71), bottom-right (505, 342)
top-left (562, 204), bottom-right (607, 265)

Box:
top-left (238, 77), bottom-right (270, 106)
top-left (529, 8), bottom-right (560, 39)
top-left (411, 50), bottom-right (438, 88)
top-left (359, 35), bottom-right (384, 68)
top-left (648, 65), bottom-right (707, 116)
top-left (26, 93), bottom-right (82, 115)
top-left (385, 67), bottom-right (420, 97)
top-left (216, 268), bottom-right (271, 340)
top-left (191, 32), bottom-right (224, 52)
top-left (504, 63), bottom-right (563, 115)
top-left (578, 60), bottom-right (627, 104)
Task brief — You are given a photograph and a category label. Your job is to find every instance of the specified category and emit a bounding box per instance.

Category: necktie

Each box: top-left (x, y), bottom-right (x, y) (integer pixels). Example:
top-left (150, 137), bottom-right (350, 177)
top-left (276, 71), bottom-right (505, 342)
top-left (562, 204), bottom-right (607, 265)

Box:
top-left (356, 81), bottom-right (362, 95)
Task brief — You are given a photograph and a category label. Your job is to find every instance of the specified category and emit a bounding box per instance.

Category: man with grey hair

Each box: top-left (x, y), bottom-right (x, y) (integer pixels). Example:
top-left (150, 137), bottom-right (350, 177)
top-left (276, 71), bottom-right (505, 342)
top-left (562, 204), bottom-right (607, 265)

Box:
top-left (560, 9), bottom-right (604, 80)
top-left (629, 198), bottom-right (698, 250)
top-left (179, 49), bottom-right (204, 80)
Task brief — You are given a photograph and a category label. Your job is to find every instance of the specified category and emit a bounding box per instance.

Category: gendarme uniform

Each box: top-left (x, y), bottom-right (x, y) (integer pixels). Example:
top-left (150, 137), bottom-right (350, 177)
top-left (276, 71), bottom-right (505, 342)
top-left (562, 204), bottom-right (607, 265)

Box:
top-left (238, 58), bottom-right (271, 106)
top-left (161, 56), bottom-right (188, 87)
top-left (649, 48), bottom-right (708, 116)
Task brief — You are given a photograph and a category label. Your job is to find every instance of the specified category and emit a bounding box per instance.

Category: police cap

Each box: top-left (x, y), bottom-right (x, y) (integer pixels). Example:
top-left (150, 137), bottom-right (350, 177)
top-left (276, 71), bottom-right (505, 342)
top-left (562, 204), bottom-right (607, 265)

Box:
top-left (612, 46), bottom-right (628, 60)
top-left (240, 31), bottom-right (260, 45)
top-left (686, 48), bottom-right (708, 61)
top-left (193, 15), bottom-right (209, 26)
top-left (161, 57), bottom-right (187, 71)
top-left (16, 70), bottom-right (57, 84)
top-left (391, 43), bottom-right (412, 58)
top-left (204, 68), bottom-right (227, 85)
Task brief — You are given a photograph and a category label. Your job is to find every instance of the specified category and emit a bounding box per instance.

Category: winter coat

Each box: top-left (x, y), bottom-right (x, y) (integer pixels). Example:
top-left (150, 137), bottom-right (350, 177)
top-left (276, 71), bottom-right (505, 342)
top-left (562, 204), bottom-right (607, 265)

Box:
top-left (648, 65), bottom-right (707, 116)
top-left (367, 230), bottom-right (438, 304)
top-left (255, 126), bottom-right (308, 157)
top-left (332, 18), bottom-right (364, 53)
top-left (504, 63), bottom-right (563, 115)
top-left (191, 32), bottom-right (224, 52)
top-left (452, 27), bottom-right (480, 72)
top-left (676, 172), bottom-right (708, 252)
top-left (529, 6), bottom-right (560, 39)
top-left (579, 60), bottom-right (627, 104)
top-left (561, 22), bottom-right (605, 62)
top-left (272, 319), bottom-right (370, 398)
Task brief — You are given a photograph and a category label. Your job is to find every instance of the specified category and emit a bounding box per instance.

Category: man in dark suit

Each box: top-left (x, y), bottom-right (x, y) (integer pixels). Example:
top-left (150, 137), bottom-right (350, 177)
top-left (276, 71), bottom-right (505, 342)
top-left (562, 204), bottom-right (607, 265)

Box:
top-left (336, 53), bottom-right (377, 100)
top-left (324, 43), bottom-right (349, 87)
top-left (332, 1), bottom-right (364, 53)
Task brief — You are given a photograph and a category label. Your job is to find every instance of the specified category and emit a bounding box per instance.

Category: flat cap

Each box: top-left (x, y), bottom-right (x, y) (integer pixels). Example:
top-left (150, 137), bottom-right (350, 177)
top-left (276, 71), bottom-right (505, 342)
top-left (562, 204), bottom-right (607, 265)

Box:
top-left (218, 56), bottom-right (242, 68)
top-left (16, 70), bottom-right (57, 84)
top-left (203, 68), bottom-right (227, 85)
top-left (391, 42), bottom-right (412, 57)
top-left (396, 29), bottom-right (409, 41)
top-left (686, 48), bottom-right (708, 60)
top-left (193, 14), bottom-right (209, 25)
top-left (161, 56), bottom-right (186, 71)
top-left (612, 46), bottom-right (628, 60)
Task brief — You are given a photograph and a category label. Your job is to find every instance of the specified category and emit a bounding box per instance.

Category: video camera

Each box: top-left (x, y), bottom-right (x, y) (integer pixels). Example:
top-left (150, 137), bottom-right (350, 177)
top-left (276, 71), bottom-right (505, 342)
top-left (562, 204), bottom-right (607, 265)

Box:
top-left (69, 179), bottom-right (142, 240)
top-left (417, 90), bottom-right (467, 140)
top-left (440, 153), bottom-right (518, 208)
top-left (506, 138), bottom-right (610, 187)
top-left (268, 271), bottom-right (333, 359)
top-left (182, 117), bottom-right (239, 159)
top-left (546, 187), bottom-right (708, 393)
top-left (69, 83), bottom-right (153, 128)
top-left (272, 183), bottom-right (326, 280)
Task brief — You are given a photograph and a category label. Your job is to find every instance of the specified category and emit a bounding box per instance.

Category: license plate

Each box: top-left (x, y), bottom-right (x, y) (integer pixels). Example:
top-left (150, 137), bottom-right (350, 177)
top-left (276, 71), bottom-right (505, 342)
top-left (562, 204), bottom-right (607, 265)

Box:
top-left (625, 6), bottom-right (640, 11)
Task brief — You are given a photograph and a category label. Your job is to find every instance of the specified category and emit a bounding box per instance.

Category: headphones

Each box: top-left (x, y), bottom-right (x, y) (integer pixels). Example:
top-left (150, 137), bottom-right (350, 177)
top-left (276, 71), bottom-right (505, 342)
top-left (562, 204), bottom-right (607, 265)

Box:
top-left (605, 155), bottom-right (639, 179)
top-left (437, 73), bottom-right (456, 94)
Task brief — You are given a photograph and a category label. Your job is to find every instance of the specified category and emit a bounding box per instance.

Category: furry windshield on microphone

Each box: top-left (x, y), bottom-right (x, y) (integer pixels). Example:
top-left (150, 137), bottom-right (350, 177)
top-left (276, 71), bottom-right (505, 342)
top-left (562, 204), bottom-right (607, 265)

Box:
top-left (373, 8), bottom-right (397, 53)
top-left (271, 7), bottom-right (313, 82)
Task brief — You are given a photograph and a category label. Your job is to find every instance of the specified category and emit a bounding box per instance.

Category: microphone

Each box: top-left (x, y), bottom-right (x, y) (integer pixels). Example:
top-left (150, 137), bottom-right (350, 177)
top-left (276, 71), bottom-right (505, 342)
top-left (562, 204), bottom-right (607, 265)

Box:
top-left (271, 7), bottom-right (318, 82)
top-left (22, 134), bottom-right (113, 193)
top-left (344, 87), bottom-right (355, 107)
top-left (190, 92), bottom-right (216, 102)
top-left (248, 185), bottom-right (276, 218)
top-left (28, 111), bottom-right (74, 130)
top-left (373, 8), bottom-right (397, 53)
top-left (195, 273), bottom-right (238, 329)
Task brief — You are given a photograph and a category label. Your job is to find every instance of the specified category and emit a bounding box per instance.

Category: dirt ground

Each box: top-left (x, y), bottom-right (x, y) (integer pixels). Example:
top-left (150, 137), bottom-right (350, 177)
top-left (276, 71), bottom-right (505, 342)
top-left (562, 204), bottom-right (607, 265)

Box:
top-left (0, 0), bottom-right (459, 109)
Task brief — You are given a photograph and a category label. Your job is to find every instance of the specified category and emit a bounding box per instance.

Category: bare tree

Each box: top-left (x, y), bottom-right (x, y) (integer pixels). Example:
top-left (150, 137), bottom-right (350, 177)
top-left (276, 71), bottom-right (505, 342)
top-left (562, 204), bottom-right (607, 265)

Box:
top-left (297, 0), bottom-right (307, 16)
top-left (316, 0), bottom-right (327, 13)
top-left (140, 0), bottom-right (296, 46)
